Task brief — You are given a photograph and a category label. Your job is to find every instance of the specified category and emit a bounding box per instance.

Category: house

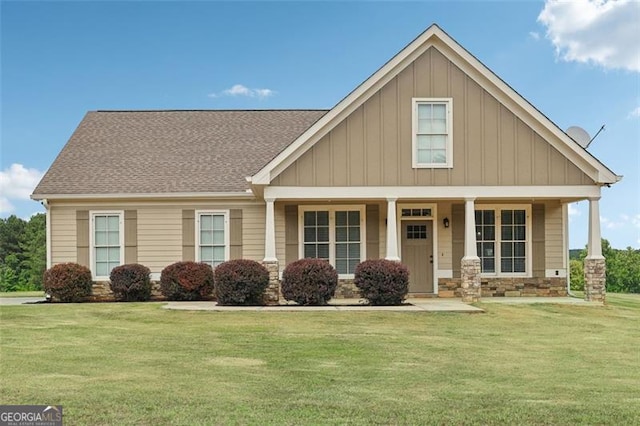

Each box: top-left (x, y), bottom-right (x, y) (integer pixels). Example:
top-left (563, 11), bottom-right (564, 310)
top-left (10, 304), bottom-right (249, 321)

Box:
top-left (32, 24), bottom-right (620, 302)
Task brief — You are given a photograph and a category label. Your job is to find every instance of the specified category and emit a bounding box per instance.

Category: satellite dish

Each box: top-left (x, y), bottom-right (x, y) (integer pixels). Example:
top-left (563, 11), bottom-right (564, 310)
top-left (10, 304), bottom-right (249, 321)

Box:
top-left (566, 126), bottom-right (591, 148)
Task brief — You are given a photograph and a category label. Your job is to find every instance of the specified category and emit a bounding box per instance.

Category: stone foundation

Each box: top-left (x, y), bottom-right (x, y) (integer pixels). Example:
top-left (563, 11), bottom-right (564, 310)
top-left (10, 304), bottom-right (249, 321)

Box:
top-left (439, 277), bottom-right (568, 298)
top-left (584, 257), bottom-right (606, 303)
top-left (334, 279), bottom-right (361, 299)
top-left (460, 258), bottom-right (481, 302)
top-left (86, 281), bottom-right (167, 302)
top-left (262, 261), bottom-right (280, 305)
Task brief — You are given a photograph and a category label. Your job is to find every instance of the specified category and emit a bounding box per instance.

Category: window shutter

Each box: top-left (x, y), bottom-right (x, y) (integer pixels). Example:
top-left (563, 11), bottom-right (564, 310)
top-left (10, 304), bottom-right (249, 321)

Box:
top-left (451, 204), bottom-right (465, 278)
top-left (366, 204), bottom-right (380, 259)
top-left (76, 210), bottom-right (90, 267)
top-left (182, 209), bottom-right (195, 261)
top-left (124, 210), bottom-right (137, 264)
top-left (229, 209), bottom-right (243, 260)
top-left (532, 204), bottom-right (545, 278)
top-left (285, 205), bottom-right (298, 266)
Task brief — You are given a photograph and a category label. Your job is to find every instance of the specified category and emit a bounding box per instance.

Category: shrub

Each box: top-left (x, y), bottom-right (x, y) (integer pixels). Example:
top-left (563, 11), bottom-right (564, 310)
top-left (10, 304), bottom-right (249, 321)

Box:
top-left (354, 259), bottom-right (409, 305)
top-left (281, 259), bottom-right (338, 305)
top-left (109, 263), bottom-right (152, 302)
top-left (43, 262), bottom-right (93, 302)
top-left (160, 261), bottom-right (214, 301)
top-left (214, 259), bottom-right (269, 305)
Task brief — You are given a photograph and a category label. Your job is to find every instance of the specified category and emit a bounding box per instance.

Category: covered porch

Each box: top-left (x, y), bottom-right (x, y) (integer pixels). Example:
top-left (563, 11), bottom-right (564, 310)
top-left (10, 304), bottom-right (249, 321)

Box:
top-left (260, 185), bottom-right (607, 303)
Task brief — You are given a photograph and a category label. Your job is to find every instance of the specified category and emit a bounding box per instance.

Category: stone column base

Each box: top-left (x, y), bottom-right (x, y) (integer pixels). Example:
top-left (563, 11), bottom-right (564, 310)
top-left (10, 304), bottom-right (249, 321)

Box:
top-left (461, 257), bottom-right (481, 303)
top-left (584, 257), bottom-right (606, 303)
top-left (262, 261), bottom-right (280, 305)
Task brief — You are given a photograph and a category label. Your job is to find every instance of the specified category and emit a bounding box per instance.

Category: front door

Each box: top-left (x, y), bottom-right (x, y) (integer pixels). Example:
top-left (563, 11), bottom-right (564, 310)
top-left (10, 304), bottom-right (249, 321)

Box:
top-left (401, 220), bottom-right (434, 293)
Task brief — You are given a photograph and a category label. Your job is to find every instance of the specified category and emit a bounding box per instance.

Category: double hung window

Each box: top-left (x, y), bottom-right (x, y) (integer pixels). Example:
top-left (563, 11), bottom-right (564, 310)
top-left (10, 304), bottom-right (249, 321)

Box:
top-left (413, 98), bottom-right (453, 168)
top-left (197, 211), bottom-right (228, 268)
top-left (475, 206), bottom-right (529, 275)
top-left (91, 211), bottom-right (124, 279)
top-left (300, 206), bottom-right (364, 276)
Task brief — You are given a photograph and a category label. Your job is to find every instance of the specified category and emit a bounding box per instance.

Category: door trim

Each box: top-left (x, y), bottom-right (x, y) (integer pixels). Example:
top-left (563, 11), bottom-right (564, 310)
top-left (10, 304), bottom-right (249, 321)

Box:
top-left (397, 203), bottom-right (438, 295)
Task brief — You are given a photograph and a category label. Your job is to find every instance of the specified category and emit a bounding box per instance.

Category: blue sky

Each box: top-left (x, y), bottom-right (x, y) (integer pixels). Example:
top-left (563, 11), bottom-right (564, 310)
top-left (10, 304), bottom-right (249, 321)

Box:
top-left (1, 0), bottom-right (638, 249)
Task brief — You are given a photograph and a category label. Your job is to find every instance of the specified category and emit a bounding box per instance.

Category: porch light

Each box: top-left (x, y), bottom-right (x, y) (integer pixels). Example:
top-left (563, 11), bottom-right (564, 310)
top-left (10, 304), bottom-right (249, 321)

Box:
top-left (443, 217), bottom-right (450, 228)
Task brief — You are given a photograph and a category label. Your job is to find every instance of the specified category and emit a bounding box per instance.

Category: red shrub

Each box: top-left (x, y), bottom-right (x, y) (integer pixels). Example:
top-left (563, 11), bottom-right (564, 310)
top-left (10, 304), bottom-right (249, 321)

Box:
top-left (354, 259), bottom-right (409, 305)
top-left (281, 259), bottom-right (337, 305)
top-left (43, 263), bottom-right (93, 302)
top-left (214, 259), bottom-right (269, 305)
top-left (160, 261), bottom-right (214, 301)
top-left (109, 263), bottom-right (152, 302)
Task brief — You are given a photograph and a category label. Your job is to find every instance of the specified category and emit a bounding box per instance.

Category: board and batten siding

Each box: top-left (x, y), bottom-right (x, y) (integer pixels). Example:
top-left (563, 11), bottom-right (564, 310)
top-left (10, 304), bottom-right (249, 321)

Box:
top-left (48, 201), bottom-right (267, 277)
top-left (272, 46), bottom-right (593, 188)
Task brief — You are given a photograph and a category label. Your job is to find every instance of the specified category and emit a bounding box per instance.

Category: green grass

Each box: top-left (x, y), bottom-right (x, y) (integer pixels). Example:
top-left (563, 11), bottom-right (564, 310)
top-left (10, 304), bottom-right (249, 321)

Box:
top-left (0, 290), bottom-right (45, 298)
top-left (1, 295), bottom-right (639, 425)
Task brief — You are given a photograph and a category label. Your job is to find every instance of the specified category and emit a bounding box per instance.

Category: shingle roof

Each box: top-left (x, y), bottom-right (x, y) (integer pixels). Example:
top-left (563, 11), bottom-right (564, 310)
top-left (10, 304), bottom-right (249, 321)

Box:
top-left (32, 110), bottom-right (327, 196)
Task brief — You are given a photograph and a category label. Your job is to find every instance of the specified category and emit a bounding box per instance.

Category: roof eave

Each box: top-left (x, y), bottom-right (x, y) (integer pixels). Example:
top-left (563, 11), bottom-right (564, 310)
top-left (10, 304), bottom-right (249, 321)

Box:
top-left (30, 191), bottom-right (256, 201)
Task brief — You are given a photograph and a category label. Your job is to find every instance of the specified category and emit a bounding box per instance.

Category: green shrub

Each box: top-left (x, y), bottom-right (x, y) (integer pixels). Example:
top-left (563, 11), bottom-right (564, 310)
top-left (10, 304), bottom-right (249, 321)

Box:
top-left (354, 259), bottom-right (409, 305)
top-left (43, 262), bottom-right (93, 302)
top-left (160, 261), bottom-right (214, 301)
top-left (214, 259), bottom-right (269, 305)
top-left (109, 263), bottom-right (152, 301)
top-left (281, 259), bottom-right (337, 305)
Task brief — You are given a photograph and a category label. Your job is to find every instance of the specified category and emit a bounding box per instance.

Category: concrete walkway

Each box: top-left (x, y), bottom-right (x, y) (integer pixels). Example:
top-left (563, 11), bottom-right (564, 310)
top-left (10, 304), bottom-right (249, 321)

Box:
top-left (163, 298), bottom-right (484, 312)
top-left (0, 296), bottom-right (48, 305)
top-left (479, 296), bottom-right (603, 305)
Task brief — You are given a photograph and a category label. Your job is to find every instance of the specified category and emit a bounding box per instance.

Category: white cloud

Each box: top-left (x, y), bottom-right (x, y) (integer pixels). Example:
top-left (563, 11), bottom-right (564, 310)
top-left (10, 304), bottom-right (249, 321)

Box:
top-left (538, 0), bottom-right (640, 72)
top-left (628, 106), bottom-right (640, 118)
top-left (529, 31), bottom-right (540, 40)
top-left (209, 84), bottom-right (277, 99)
top-left (0, 164), bottom-right (44, 214)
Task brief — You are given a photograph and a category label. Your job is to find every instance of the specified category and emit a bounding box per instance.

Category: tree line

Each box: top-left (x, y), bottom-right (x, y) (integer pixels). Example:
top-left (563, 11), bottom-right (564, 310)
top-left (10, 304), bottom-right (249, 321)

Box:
top-left (570, 239), bottom-right (640, 293)
top-left (0, 214), bottom-right (46, 292)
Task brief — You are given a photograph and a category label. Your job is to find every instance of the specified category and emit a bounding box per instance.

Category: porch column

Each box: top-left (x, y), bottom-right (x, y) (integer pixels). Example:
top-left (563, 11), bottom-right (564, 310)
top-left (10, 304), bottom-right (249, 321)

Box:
top-left (461, 198), bottom-right (481, 302)
top-left (385, 197), bottom-right (400, 261)
top-left (263, 197), bottom-right (279, 304)
top-left (584, 197), bottom-right (605, 302)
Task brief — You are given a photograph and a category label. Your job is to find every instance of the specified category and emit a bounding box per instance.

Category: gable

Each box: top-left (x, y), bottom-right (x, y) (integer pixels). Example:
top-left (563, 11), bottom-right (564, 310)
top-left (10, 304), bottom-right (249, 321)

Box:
top-left (254, 25), bottom-right (619, 187)
top-left (272, 46), bottom-right (593, 187)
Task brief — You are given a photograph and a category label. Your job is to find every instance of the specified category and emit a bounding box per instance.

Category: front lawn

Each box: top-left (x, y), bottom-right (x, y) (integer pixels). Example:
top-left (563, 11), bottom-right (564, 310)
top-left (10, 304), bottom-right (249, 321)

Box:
top-left (1, 295), bottom-right (639, 425)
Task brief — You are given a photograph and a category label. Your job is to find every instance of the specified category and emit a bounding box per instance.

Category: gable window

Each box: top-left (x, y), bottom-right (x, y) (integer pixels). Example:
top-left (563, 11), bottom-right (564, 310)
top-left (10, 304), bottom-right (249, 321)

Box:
top-left (475, 206), bottom-right (530, 276)
top-left (412, 98), bottom-right (453, 168)
top-left (196, 211), bottom-right (229, 268)
top-left (90, 211), bottom-right (124, 279)
top-left (300, 206), bottom-right (365, 276)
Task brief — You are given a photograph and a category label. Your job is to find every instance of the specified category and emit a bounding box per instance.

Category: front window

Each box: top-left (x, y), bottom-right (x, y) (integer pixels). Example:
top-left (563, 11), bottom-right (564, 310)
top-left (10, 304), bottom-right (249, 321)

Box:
top-left (197, 211), bottom-right (228, 268)
top-left (476, 207), bottom-right (529, 275)
top-left (412, 98), bottom-right (453, 168)
top-left (91, 211), bottom-right (124, 278)
top-left (300, 206), bottom-right (365, 276)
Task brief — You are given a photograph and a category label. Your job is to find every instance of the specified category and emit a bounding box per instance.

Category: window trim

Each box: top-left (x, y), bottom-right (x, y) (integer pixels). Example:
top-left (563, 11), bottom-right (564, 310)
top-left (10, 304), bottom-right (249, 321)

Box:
top-left (475, 204), bottom-right (532, 278)
top-left (195, 210), bottom-right (230, 268)
top-left (298, 205), bottom-right (366, 278)
top-left (89, 210), bottom-right (125, 280)
top-left (412, 97), bottom-right (453, 169)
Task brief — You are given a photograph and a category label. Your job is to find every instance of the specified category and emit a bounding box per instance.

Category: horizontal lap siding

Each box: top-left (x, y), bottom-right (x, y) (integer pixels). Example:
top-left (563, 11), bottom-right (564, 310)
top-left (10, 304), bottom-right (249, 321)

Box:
top-left (51, 206), bottom-right (77, 265)
top-left (48, 200), bottom-right (265, 276)
top-left (241, 204), bottom-right (265, 262)
top-left (137, 207), bottom-right (182, 273)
